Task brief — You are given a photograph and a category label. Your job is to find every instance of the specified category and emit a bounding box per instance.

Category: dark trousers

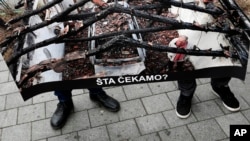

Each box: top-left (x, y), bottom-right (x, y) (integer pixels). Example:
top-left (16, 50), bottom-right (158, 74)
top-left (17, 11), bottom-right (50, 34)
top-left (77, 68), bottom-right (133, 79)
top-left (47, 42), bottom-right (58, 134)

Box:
top-left (55, 88), bottom-right (104, 102)
top-left (178, 77), bottom-right (231, 97)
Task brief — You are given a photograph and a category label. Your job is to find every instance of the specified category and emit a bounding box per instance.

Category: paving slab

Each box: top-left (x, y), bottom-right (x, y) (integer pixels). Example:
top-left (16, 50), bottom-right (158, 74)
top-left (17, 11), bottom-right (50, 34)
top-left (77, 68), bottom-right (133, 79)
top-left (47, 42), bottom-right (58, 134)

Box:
top-left (62, 111), bottom-right (90, 134)
top-left (107, 119), bottom-right (140, 141)
top-left (36, 139), bottom-right (47, 141)
top-left (88, 108), bottom-right (119, 127)
top-left (123, 84), bottom-right (152, 100)
top-left (32, 92), bottom-right (57, 104)
top-left (18, 103), bottom-right (45, 124)
top-left (118, 99), bottom-right (146, 121)
top-left (45, 100), bottom-right (59, 118)
top-left (0, 61), bottom-right (8, 72)
top-left (0, 81), bottom-right (19, 96)
top-left (136, 113), bottom-right (169, 135)
top-left (8, 72), bottom-right (13, 81)
top-left (104, 87), bottom-right (127, 102)
top-left (5, 92), bottom-right (32, 109)
top-left (192, 100), bottom-right (224, 120)
top-left (197, 78), bottom-right (211, 84)
top-left (0, 129), bottom-right (2, 141)
top-left (1, 123), bottom-right (31, 141)
top-left (148, 81), bottom-right (177, 94)
top-left (242, 109), bottom-right (250, 122)
top-left (142, 93), bottom-right (173, 114)
top-left (159, 126), bottom-right (195, 141)
top-left (0, 109), bottom-right (17, 128)
top-left (195, 84), bottom-right (217, 101)
top-left (163, 109), bottom-right (197, 128)
top-left (72, 94), bottom-right (98, 112)
top-left (130, 133), bottom-right (161, 141)
top-left (32, 119), bottom-right (61, 141)
top-left (0, 71), bottom-right (9, 83)
top-left (0, 95), bottom-right (6, 111)
top-left (187, 119), bottom-right (227, 141)
top-left (72, 89), bottom-right (84, 96)
top-left (215, 112), bottom-right (249, 137)
top-left (47, 132), bottom-right (79, 141)
top-left (78, 126), bottom-right (109, 141)
top-left (219, 138), bottom-right (230, 141)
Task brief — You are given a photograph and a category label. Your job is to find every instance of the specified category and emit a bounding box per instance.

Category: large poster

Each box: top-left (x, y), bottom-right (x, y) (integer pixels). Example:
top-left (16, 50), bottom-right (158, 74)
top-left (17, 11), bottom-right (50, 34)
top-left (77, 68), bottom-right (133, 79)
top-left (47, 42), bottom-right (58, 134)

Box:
top-left (0, 0), bottom-right (249, 100)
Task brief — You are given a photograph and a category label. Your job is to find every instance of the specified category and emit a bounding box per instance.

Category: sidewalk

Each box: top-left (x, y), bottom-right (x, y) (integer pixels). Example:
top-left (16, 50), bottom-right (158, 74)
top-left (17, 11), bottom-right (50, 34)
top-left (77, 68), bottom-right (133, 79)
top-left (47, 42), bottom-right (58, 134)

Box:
top-left (0, 53), bottom-right (250, 141)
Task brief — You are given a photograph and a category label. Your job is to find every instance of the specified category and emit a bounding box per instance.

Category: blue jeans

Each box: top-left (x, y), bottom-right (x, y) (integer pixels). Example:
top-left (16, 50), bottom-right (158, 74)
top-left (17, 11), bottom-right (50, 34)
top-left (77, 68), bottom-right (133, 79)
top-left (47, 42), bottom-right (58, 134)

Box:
top-left (178, 77), bottom-right (231, 97)
top-left (55, 88), bottom-right (104, 102)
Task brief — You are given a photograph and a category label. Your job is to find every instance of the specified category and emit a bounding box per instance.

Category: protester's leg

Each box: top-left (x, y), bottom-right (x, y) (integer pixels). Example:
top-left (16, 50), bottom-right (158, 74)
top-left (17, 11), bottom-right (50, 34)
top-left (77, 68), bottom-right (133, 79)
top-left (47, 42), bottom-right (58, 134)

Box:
top-left (176, 79), bottom-right (197, 118)
top-left (54, 90), bottom-right (73, 102)
top-left (51, 90), bottom-right (73, 129)
top-left (88, 87), bottom-right (120, 112)
top-left (211, 77), bottom-right (240, 111)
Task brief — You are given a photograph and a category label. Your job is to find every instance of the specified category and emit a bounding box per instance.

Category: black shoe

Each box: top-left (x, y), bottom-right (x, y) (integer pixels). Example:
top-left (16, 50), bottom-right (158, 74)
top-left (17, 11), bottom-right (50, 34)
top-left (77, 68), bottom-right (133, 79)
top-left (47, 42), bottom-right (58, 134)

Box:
top-left (212, 85), bottom-right (240, 112)
top-left (50, 100), bottom-right (74, 129)
top-left (176, 95), bottom-right (192, 119)
top-left (90, 91), bottom-right (120, 112)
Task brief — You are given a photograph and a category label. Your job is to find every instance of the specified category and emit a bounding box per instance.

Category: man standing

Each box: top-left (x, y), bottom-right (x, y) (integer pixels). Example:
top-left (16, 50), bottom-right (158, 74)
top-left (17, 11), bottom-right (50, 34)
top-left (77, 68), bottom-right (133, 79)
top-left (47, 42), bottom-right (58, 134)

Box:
top-left (169, 36), bottom-right (241, 119)
top-left (50, 0), bottom-right (120, 129)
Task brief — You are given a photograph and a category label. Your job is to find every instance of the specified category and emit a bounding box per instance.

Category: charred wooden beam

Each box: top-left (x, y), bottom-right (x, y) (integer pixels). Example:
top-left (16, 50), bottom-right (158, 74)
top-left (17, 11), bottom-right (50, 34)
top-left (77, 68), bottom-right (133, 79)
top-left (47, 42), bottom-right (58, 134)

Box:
top-left (146, 6), bottom-right (163, 29)
top-left (103, 35), bottom-right (236, 58)
top-left (227, 34), bottom-right (249, 67)
top-left (8, 36), bottom-right (26, 79)
top-left (68, 35), bottom-right (238, 59)
top-left (57, 11), bottom-right (99, 21)
top-left (0, 1), bottom-right (242, 49)
top-left (6, 6), bottom-right (113, 65)
top-left (87, 35), bottom-right (125, 56)
top-left (3, 0), bottom-right (248, 67)
top-left (59, 2), bottom-right (224, 21)
top-left (111, 5), bottom-right (240, 34)
top-left (218, 0), bottom-right (250, 67)
top-left (0, 0), bottom-right (91, 48)
top-left (57, 3), bottom-right (165, 21)
top-left (219, 0), bottom-right (250, 35)
top-left (161, 0), bottom-right (224, 15)
top-left (7, 0), bottom-right (63, 25)
top-left (60, 26), bottom-right (175, 42)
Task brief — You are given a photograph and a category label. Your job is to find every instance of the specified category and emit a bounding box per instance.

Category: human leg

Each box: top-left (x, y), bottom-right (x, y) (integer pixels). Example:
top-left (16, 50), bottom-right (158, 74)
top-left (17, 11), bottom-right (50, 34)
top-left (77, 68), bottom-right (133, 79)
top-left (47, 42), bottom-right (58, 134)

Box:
top-left (211, 77), bottom-right (240, 111)
top-left (88, 88), bottom-right (120, 112)
top-left (51, 90), bottom-right (73, 129)
top-left (54, 90), bottom-right (73, 102)
top-left (176, 79), bottom-right (197, 118)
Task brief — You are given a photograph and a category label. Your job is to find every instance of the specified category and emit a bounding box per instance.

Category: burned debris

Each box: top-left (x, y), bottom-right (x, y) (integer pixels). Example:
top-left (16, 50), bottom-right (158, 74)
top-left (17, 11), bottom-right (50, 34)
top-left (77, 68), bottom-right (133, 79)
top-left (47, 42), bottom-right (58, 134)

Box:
top-left (0, 0), bottom-right (249, 90)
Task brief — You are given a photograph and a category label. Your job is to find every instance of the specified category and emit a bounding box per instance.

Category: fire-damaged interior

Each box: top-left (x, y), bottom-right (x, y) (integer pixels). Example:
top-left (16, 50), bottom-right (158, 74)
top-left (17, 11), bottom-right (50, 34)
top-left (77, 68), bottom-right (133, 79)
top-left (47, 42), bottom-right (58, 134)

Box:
top-left (0, 0), bottom-right (250, 99)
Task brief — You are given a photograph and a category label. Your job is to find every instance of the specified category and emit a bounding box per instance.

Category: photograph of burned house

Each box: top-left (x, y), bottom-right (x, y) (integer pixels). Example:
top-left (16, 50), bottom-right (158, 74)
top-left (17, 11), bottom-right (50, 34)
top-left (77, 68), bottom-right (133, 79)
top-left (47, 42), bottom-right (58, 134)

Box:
top-left (0, 0), bottom-right (249, 99)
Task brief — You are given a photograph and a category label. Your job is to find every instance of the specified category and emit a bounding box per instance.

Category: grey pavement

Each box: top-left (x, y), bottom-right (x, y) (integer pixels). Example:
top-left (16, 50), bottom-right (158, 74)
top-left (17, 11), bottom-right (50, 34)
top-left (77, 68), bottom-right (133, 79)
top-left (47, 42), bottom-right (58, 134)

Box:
top-left (1, 53), bottom-right (250, 141)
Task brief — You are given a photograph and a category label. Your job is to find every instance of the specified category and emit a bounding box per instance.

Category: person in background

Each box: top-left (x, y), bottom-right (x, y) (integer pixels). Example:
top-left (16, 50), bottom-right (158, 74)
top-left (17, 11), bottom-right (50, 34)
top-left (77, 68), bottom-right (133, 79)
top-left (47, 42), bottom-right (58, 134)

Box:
top-left (168, 35), bottom-right (240, 119)
top-left (50, 0), bottom-right (120, 130)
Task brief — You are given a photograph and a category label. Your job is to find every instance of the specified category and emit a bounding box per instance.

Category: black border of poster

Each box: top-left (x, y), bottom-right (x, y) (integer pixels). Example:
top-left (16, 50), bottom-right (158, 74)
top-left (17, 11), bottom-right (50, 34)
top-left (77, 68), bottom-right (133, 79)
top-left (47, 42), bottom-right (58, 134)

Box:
top-left (20, 66), bottom-right (246, 100)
